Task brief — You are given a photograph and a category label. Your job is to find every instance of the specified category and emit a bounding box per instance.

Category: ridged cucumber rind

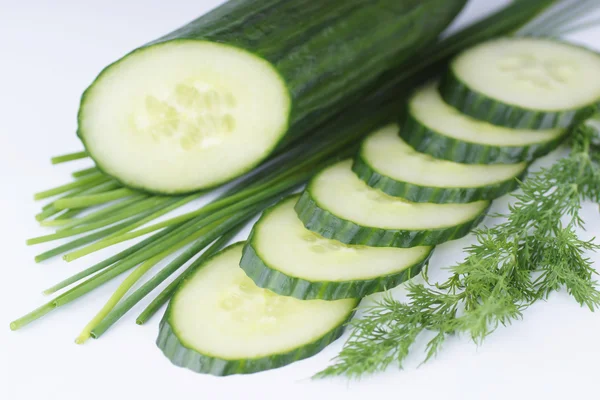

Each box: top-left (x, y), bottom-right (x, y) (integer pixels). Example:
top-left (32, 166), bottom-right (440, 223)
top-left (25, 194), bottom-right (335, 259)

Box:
top-left (352, 152), bottom-right (525, 203)
top-left (400, 108), bottom-right (567, 164)
top-left (240, 236), bottom-right (432, 300)
top-left (157, 307), bottom-right (355, 376)
top-left (440, 63), bottom-right (599, 131)
top-left (294, 191), bottom-right (489, 248)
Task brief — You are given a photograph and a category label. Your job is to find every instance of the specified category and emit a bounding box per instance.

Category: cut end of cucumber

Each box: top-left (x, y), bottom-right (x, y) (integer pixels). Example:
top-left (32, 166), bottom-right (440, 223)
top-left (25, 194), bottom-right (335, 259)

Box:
top-left (79, 40), bottom-right (291, 194)
top-left (166, 243), bottom-right (355, 367)
top-left (451, 37), bottom-right (600, 112)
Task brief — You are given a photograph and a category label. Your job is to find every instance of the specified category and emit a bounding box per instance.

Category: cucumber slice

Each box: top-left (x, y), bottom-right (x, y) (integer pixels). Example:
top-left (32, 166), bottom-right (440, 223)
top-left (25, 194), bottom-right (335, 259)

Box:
top-left (295, 160), bottom-right (489, 247)
top-left (402, 82), bottom-right (566, 164)
top-left (241, 196), bottom-right (432, 300)
top-left (353, 124), bottom-right (526, 203)
top-left (80, 42), bottom-right (290, 194)
top-left (158, 243), bottom-right (357, 376)
top-left (440, 37), bottom-right (600, 129)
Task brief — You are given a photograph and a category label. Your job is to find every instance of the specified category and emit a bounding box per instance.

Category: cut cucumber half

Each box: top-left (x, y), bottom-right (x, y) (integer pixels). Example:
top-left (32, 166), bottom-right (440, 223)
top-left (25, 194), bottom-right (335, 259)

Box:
top-left (440, 37), bottom-right (600, 129)
top-left (241, 196), bottom-right (432, 300)
top-left (353, 124), bottom-right (526, 203)
top-left (158, 243), bottom-right (357, 376)
top-left (78, 0), bottom-right (466, 194)
top-left (402, 82), bottom-right (566, 164)
top-left (295, 160), bottom-right (489, 247)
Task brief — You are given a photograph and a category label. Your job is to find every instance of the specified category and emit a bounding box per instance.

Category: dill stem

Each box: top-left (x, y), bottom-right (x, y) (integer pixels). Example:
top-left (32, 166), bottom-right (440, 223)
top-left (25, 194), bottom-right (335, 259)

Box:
top-left (50, 151), bottom-right (88, 164)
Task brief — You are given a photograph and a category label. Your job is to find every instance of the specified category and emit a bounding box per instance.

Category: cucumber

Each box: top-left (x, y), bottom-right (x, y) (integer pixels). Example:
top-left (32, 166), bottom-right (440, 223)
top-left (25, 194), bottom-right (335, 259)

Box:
top-left (158, 243), bottom-right (357, 376)
top-left (353, 124), bottom-right (527, 203)
top-left (440, 37), bottom-right (600, 129)
top-left (78, 0), bottom-right (466, 194)
top-left (401, 82), bottom-right (567, 164)
top-left (295, 160), bottom-right (489, 248)
top-left (241, 196), bottom-right (432, 300)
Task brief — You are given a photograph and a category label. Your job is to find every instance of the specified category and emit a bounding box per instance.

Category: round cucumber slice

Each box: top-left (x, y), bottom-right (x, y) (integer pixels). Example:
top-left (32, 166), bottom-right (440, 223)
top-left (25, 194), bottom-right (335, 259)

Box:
top-left (79, 41), bottom-right (290, 194)
top-left (353, 124), bottom-right (527, 203)
top-left (158, 243), bottom-right (357, 376)
top-left (440, 37), bottom-right (600, 129)
top-left (241, 196), bottom-right (432, 300)
top-left (402, 82), bottom-right (567, 164)
top-left (295, 160), bottom-right (489, 247)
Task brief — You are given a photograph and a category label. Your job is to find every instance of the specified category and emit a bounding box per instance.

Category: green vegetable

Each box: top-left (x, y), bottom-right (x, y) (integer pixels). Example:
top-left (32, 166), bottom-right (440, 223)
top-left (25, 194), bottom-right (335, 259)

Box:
top-left (353, 124), bottom-right (527, 203)
top-left (78, 0), bottom-right (466, 194)
top-left (241, 196), bottom-right (433, 300)
top-left (158, 243), bottom-right (357, 376)
top-left (400, 82), bottom-right (567, 164)
top-left (440, 37), bottom-right (600, 129)
top-left (295, 160), bottom-right (490, 247)
top-left (15, 0), bottom-right (580, 341)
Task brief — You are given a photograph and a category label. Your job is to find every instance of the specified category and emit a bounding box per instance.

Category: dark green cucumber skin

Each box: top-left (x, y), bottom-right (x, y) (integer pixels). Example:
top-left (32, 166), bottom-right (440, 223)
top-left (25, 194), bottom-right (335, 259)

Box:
top-left (352, 153), bottom-right (526, 203)
top-left (158, 303), bottom-right (357, 376)
top-left (400, 109), bottom-right (567, 164)
top-left (294, 191), bottom-right (490, 248)
top-left (77, 0), bottom-right (466, 195)
top-left (240, 238), bottom-right (432, 300)
top-left (439, 67), bottom-right (599, 130)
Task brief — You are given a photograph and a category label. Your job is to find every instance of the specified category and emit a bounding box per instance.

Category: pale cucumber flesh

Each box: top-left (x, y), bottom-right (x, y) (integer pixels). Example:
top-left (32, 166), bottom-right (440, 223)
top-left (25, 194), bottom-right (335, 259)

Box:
top-left (79, 41), bottom-right (290, 194)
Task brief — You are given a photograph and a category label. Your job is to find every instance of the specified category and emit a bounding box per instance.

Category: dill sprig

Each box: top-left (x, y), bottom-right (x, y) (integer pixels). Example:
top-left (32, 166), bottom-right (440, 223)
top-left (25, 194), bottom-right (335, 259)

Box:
top-left (317, 119), bottom-right (600, 379)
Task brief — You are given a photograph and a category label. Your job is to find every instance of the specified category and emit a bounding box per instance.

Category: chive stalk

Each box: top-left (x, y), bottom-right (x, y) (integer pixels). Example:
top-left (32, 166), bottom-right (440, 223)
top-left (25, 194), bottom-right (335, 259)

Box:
top-left (43, 223), bottom-right (185, 295)
top-left (35, 180), bottom-right (119, 221)
top-left (55, 193), bottom-right (148, 231)
top-left (72, 167), bottom-right (99, 178)
top-left (34, 173), bottom-right (108, 200)
top-left (50, 151), bottom-right (88, 164)
top-left (53, 188), bottom-right (137, 209)
top-left (34, 204), bottom-right (177, 262)
top-left (27, 196), bottom-right (168, 245)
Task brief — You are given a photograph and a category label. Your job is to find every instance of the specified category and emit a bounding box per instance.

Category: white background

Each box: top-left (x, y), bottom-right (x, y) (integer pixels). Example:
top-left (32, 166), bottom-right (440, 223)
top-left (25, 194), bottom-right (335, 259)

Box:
top-left (1, 1), bottom-right (600, 399)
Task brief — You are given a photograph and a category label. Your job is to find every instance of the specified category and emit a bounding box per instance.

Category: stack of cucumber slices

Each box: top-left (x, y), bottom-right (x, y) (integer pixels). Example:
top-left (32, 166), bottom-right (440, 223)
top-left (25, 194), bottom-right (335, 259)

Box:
top-left (158, 37), bottom-right (600, 375)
